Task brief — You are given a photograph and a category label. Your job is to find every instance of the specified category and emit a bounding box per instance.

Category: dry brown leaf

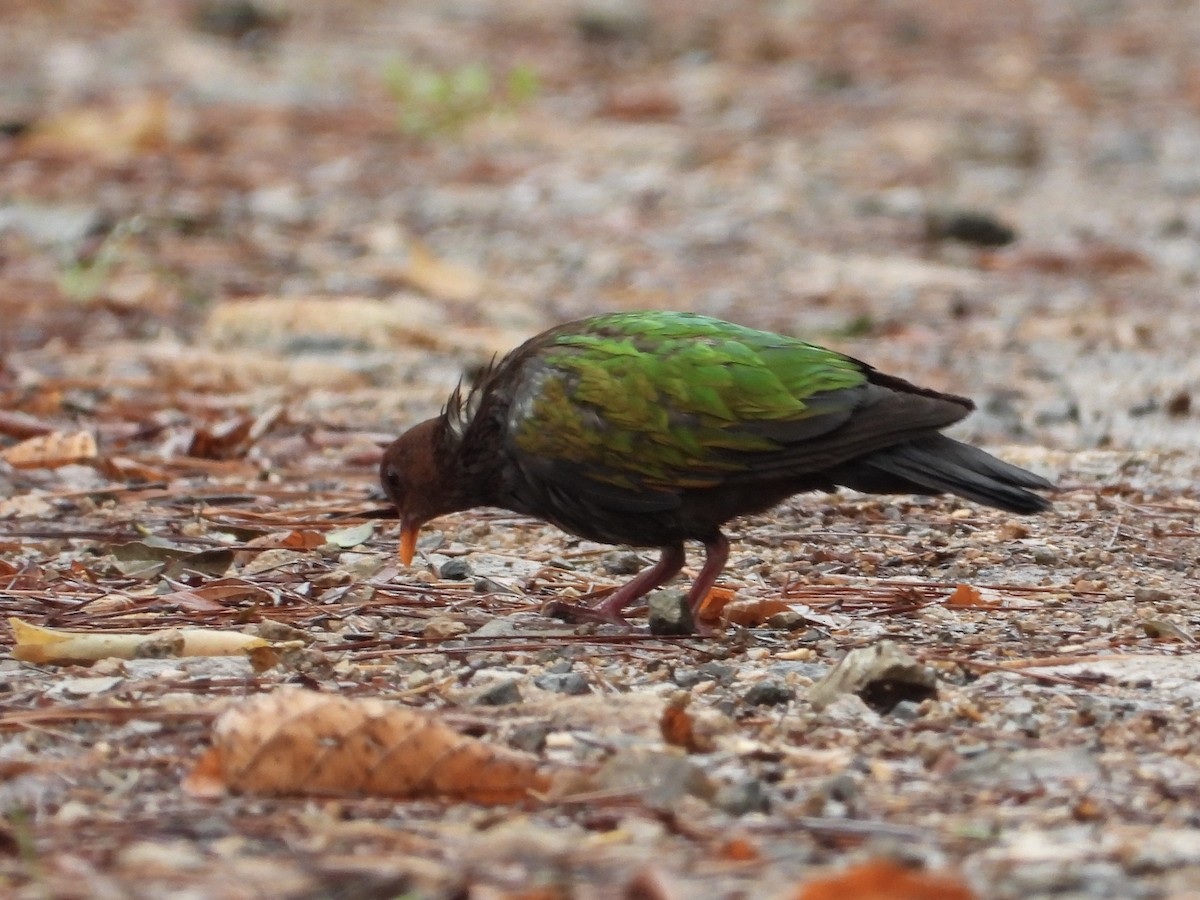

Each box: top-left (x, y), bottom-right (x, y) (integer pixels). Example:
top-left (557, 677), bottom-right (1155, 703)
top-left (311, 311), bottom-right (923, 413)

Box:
top-left (96, 455), bottom-right (170, 483)
top-left (188, 406), bottom-right (282, 460)
top-left (717, 835), bottom-right (760, 863)
top-left (944, 583), bottom-right (1001, 609)
top-left (185, 689), bottom-right (553, 805)
top-left (0, 410), bottom-right (56, 440)
top-left (24, 94), bottom-right (173, 162)
top-left (188, 416), bottom-right (255, 460)
top-left (660, 694), bottom-right (697, 752)
top-left (1141, 618), bottom-right (1194, 643)
top-left (1, 430), bottom-right (97, 469)
top-left (794, 859), bottom-right (976, 900)
top-left (721, 597), bottom-right (794, 627)
top-left (276, 530), bottom-right (329, 550)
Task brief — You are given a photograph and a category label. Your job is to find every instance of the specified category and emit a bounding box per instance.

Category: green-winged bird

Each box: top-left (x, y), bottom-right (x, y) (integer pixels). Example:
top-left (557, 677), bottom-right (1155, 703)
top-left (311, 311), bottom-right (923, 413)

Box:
top-left (381, 311), bottom-right (1053, 626)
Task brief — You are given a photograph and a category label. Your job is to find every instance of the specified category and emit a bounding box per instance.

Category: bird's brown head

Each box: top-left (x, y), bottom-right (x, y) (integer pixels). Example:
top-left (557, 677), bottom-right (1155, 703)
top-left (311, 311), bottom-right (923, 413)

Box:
top-left (380, 417), bottom-right (465, 566)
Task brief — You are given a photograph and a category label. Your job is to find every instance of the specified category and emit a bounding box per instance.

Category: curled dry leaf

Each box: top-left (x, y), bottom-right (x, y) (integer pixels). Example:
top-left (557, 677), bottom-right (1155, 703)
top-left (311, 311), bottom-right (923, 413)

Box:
top-left (0, 430), bottom-right (97, 469)
top-left (1141, 618), bottom-right (1194, 643)
top-left (185, 689), bottom-right (553, 805)
top-left (696, 586), bottom-right (737, 624)
top-left (944, 583), bottom-right (1036, 610)
top-left (794, 859), bottom-right (976, 900)
top-left (8, 617), bottom-right (289, 665)
top-left (808, 640), bottom-right (938, 713)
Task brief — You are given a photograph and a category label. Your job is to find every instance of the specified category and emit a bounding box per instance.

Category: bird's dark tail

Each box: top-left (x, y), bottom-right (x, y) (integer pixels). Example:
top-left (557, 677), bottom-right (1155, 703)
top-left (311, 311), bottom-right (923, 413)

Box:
top-left (831, 435), bottom-right (1054, 514)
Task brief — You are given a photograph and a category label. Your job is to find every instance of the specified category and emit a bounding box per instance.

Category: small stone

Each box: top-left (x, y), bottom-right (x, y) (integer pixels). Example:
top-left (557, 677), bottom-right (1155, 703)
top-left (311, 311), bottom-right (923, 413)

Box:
top-left (1166, 390), bottom-right (1191, 417)
top-left (647, 589), bottom-right (694, 635)
top-left (473, 576), bottom-right (512, 594)
top-left (714, 778), bottom-right (769, 816)
top-left (765, 610), bottom-right (808, 630)
top-left (1134, 587), bottom-right (1173, 604)
top-left (825, 772), bottom-right (858, 802)
top-left (423, 617), bottom-right (469, 640)
top-left (698, 662), bottom-right (736, 685)
top-left (673, 668), bottom-right (704, 688)
top-left (601, 551), bottom-right (644, 576)
top-left (472, 618), bottom-right (520, 638)
top-left (474, 679), bottom-right (523, 706)
top-left (890, 700), bottom-right (923, 720)
top-left (925, 209), bottom-right (1017, 247)
top-left (439, 557), bottom-right (473, 580)
top-left (743, 678), bottom-right (793, 707)
top-left (535, 672), bottom-right (591, 695)
top-left (509, 722), bottom-right (552, 753)
top-left (1035, 397), bottom-right (1080, 426)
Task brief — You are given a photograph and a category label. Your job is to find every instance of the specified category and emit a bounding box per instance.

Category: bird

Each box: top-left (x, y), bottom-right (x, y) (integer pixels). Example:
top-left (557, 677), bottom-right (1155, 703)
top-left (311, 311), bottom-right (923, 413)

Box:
top-left (380, 311), bottom-right (1053, 627)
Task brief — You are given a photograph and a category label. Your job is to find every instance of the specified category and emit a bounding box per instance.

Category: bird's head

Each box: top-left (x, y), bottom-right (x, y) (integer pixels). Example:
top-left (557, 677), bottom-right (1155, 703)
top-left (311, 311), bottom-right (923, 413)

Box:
top-left (380, 417), bottom-right (463, 565)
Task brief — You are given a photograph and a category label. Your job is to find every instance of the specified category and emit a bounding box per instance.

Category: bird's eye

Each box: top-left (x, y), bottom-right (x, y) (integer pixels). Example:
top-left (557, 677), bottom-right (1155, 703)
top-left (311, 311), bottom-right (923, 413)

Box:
top-left (383, 466), bottom-right (403, 494)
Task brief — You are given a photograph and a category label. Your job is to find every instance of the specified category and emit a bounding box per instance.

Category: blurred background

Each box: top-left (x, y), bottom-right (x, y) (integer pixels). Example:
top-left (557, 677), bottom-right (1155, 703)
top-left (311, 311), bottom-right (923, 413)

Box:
top-left (2, 0), bottom-right (1199, 452)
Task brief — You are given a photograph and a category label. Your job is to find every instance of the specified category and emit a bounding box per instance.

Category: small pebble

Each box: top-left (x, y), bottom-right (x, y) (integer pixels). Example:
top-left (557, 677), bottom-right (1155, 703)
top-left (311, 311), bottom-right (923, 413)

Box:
top-left (743, 678), bottom-right (793, 707)
top-left (474, 679), bottom-right (523, 706)
top-left (439, 558), bottom-right (473, 580)
top-left (648, 589), bottom-right (694, 635)
top-left (698, 662), bottom-right (736, 686)
top-left (890, 700), bottom-right (924, 721)
top-left (766, 611), bottom-right (808, 631)
top-left (1134, 587), bottom-right (1172, 604)
top-left (534, 672), bottom-right (592, 695)
top-left (925, 209), bottom-right (1017, 246)
top-left (602, 550), bottom-right (644, 575)
top-left (715, 778), bottom-right (770, 816)
top-left (509, 722), bottom-right (552, 753)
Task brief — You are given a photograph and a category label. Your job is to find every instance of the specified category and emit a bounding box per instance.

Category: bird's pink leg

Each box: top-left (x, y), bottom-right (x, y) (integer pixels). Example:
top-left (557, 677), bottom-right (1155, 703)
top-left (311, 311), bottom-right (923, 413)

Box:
top-left (591, 543), bottom-right (687, 623)
top-left (684, 532), bottom-right (730, 621)
top-left (545, 544), bottom-right (686, 626)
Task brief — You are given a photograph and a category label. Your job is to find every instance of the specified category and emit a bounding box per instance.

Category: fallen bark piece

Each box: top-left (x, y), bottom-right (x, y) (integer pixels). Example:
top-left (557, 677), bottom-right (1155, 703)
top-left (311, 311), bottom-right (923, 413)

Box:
top-left (185, 689), bottom-right (552, 805)
top-left (808, 640), bottom-right (938, 713)
top-left (9, 617), bottom-right (282, 665)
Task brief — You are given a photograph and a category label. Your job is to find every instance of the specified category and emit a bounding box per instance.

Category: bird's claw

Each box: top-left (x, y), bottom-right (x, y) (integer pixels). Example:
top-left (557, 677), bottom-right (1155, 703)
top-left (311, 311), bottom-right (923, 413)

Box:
top-left (541, 599), bottom-right (631, 627)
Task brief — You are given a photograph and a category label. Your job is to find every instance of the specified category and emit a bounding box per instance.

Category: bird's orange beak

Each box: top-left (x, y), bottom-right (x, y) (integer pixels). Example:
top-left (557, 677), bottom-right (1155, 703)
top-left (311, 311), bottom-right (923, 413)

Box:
top-left (399, 521), bottom-right (419, 566)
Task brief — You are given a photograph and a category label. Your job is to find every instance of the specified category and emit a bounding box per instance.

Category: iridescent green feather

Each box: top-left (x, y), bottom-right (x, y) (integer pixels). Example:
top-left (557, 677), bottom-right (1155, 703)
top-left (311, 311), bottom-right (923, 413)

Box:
top-left (510, 312), bottom-right (866, 491)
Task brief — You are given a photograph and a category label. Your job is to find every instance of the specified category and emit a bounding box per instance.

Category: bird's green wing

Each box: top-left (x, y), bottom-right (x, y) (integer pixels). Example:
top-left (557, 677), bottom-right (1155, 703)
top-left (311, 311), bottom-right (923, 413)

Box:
top-left (503, 312), bottom-right (906, 506)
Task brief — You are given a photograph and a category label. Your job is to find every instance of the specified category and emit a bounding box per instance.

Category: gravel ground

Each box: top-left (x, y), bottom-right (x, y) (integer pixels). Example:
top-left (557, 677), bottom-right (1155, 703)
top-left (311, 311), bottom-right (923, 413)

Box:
top-left (3, 2), bottom-right (1200, 897)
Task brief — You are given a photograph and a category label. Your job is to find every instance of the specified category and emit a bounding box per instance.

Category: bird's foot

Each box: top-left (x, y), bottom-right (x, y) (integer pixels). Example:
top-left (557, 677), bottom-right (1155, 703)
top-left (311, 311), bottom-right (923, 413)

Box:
top-left (541, 599), bottom-right (632, 627)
